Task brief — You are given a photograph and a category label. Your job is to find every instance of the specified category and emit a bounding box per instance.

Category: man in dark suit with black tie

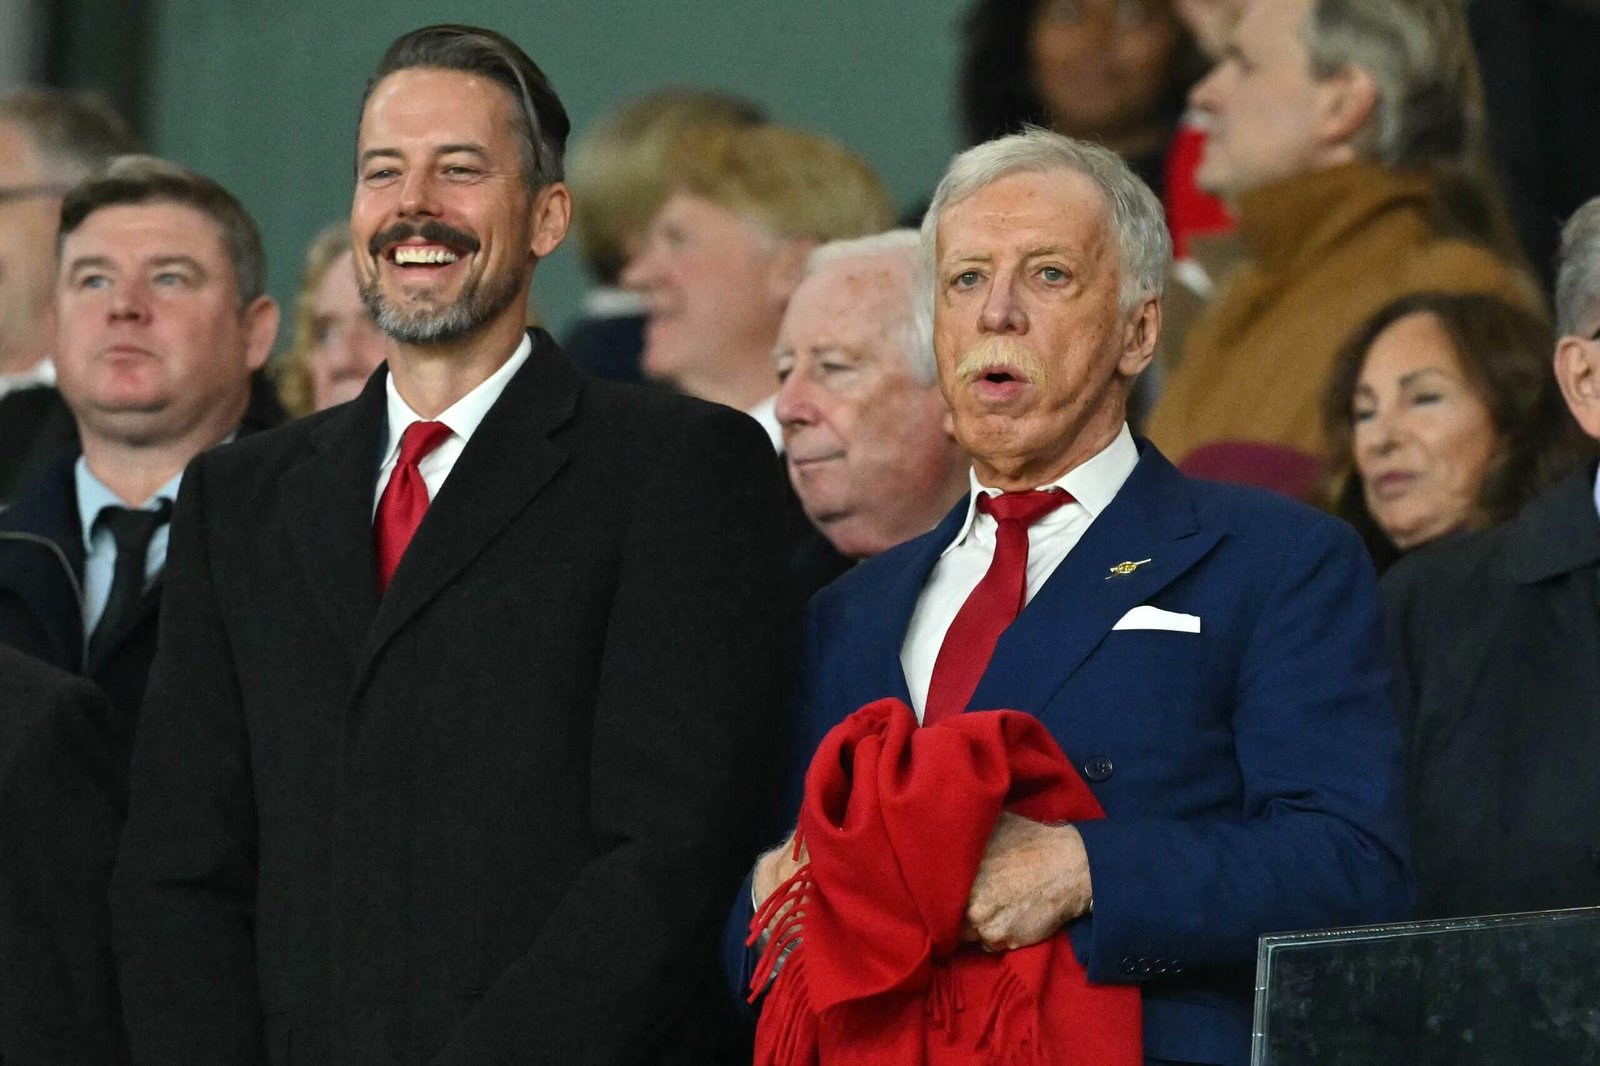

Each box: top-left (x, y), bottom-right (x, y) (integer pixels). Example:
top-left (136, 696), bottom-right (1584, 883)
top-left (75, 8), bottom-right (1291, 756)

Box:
top-left (0, 155), bottom-right (282, 786)
top-left (112, 24), bottom-right (792, 1066)
top-left (0, 645), bottom-right (126, 1065)
top-left (1385, 195), bottom-right (1600, 918)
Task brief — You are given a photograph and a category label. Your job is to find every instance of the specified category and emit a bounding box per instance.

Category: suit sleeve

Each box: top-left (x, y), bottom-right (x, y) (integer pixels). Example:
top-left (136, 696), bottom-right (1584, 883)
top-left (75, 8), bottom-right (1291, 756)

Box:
top-left (432, 406), bottom-right (793, 1064)
top-left (1071, 515), bottom-right (1414, 981)
top-left (0, 665), bottom-right (126, 1066)
top-left (720, 590), bottom-right (826, 1005)
top-left (109, 456), bottom-right (266, 1064)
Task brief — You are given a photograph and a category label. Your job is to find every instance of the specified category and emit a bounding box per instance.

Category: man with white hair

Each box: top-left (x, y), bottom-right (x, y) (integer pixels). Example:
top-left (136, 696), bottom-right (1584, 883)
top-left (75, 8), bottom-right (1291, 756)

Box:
top-left (774, 230), bottom-right (967, 561)
top-left (1385, 196), bottom-right (1600, 922)
top-left (1147, 0), bottom-right (1536, 477)
top-left (730, 128), bottom-right (1409, 1065)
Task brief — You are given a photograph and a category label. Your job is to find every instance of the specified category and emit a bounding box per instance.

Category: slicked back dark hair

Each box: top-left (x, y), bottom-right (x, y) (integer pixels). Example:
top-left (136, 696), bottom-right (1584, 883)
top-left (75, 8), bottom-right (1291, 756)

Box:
top-left (362, 24), bottom-right (570, 195)
top-left (59, 155), bottom-right (267, 309)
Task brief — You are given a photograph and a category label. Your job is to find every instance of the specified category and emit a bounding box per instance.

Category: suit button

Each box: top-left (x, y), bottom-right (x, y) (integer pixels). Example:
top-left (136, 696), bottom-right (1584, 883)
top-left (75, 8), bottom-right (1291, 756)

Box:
top-left (1120, 956), bottom-right (1136, 975)
top-left (1137, 957), bottom-right (1153, 975)
top-left (1083, 756), bottom-right (1114, 782)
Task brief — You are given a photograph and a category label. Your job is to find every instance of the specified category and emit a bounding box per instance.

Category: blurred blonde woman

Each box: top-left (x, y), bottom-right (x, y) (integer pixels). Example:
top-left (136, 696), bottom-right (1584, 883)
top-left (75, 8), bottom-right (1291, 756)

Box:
top-left (276, 223), bottom-right (390, 416)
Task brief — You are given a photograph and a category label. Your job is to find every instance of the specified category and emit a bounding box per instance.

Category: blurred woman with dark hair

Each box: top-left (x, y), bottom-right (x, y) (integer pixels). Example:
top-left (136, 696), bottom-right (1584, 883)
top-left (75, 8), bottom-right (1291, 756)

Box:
top-left (1321, 291), bottom-right (1592, 569)
top-left (958, 0), bottom-right (1203, 196)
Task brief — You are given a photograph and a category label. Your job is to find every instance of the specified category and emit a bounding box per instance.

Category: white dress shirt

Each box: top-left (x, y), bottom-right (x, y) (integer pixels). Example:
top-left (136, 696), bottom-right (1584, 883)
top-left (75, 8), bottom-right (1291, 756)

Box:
top-left (0, 358), bottom-right (55, 401)
top-left (372, 334), bottom-right (532, 515)
top-left (899, 424), bottom-right (1140, 719)
top-left (747, 394), bottom-right (783, 453)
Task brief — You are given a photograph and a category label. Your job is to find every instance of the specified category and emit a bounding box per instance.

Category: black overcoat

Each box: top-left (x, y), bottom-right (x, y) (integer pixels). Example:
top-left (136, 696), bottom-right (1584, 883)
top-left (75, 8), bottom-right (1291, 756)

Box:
top-left (111, 332), bottom-right (794, 1065)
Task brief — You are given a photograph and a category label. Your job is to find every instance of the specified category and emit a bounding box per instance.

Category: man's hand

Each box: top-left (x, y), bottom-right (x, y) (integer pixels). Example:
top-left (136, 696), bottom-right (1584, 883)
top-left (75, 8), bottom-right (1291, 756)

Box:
top-left (963, 812), bottom-right (1092, 951)
top-left (753, 830), bottom-right (809, 906)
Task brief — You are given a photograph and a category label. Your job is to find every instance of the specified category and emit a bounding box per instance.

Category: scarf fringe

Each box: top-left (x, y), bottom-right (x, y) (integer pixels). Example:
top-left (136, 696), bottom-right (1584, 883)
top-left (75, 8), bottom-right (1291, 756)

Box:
top-left (927, 960), bottom-right (964, 1031)
top-left (754, 939), bottom-right (820, 1066)
top-left (975, 962), bottom-right (1047, 1066)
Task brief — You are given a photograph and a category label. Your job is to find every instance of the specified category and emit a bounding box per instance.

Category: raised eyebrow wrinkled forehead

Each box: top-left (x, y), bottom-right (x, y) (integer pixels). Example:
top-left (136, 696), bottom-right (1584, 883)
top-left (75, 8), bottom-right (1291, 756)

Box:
top-left (359, 142), bottom-right (491, 165)
top-left (942, 244), bottom-right (1079, 263)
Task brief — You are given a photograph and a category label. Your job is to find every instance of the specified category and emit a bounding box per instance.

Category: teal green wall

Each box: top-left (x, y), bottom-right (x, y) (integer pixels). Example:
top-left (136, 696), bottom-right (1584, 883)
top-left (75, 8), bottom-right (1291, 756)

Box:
top-left (144, 1), bottom-right (969, 341)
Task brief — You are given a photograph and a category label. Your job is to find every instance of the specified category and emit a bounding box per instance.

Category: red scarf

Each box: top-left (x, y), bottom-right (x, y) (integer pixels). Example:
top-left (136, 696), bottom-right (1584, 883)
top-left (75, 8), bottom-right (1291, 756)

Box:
top-left (750, 698), bottom-right (1141, 1065)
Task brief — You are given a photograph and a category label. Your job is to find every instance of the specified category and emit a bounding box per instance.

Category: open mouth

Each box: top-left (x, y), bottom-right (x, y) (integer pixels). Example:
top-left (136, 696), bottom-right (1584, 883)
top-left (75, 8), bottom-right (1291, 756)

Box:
top-left (389, 244), bottom-right (462, 266)
top-left (969, 364), bottom-right (1033, 388)
top-left (371, 221), bottom-right (479, 273)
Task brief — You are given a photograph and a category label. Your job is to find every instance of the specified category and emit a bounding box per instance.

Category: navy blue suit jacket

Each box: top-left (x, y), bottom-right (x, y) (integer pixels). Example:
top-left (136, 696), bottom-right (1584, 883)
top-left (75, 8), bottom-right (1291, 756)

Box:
top-left (728, 442), bottom-right (1411, 1066)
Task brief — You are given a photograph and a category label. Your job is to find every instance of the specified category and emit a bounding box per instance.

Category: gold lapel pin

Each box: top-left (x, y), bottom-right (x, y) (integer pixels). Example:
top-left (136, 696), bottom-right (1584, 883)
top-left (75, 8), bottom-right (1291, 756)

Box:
top-left (1105, 558), bottom-right (1152, 579)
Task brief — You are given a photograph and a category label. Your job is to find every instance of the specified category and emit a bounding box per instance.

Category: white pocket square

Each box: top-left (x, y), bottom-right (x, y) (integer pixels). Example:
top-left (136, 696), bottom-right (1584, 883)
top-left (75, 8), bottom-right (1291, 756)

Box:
top-left (1111, 605), bottom-right (1201, 634)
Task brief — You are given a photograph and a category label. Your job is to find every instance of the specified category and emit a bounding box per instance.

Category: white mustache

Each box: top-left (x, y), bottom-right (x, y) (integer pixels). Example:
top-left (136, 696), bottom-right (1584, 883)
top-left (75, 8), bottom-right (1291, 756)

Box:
top-left (953, 336), bottom-right (1050, 390)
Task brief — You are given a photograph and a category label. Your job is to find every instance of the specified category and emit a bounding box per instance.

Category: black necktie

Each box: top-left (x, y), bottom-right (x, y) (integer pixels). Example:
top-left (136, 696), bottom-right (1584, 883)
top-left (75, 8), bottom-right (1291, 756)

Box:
top-left (87, 499), bottom-right (172, 675)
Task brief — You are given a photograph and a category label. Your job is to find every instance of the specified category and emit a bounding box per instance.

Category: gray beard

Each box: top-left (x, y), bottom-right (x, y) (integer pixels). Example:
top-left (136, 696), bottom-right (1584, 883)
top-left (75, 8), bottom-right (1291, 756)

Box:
top-left (359, 268), bottom-right (525, 346)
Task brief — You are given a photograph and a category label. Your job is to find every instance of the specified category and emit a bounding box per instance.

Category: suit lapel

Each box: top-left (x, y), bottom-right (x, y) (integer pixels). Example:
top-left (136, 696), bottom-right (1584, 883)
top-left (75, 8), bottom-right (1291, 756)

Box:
top-left (281, 371), bottom-right (388, 671)
top-left (969, 445), bottom-right (1221, 714)
top-left (356, 332), bottom-right (577, 687)
top-left (858, 501), bottom-right (971, 704)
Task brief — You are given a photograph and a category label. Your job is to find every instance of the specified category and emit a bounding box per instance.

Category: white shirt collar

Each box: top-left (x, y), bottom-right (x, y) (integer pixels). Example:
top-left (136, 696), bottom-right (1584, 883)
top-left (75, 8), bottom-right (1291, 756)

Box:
top-left (582, 286), bottom-right (647, 320)
top-left (941, 423), bottom-right (1139, 556)
top-left (380, 333), bottom-right (532, 468)
top-left (747, 394), bottom-right (783, 453)
top-left (0, 359), bottom-right (55, 400)
top-left (75, 458), bottom-right (182, 554)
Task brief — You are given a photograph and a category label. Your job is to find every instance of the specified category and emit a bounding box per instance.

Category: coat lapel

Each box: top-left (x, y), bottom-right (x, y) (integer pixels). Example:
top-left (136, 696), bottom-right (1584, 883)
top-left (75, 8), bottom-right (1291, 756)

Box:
top-left (356, 331), bottom-right (577, 687)
top-left (855, 501), bottom-right (971, 705)
top-left (969, 445), bottom-right (1222, 715)
top-left (280, 369), bottom-right (389, 671)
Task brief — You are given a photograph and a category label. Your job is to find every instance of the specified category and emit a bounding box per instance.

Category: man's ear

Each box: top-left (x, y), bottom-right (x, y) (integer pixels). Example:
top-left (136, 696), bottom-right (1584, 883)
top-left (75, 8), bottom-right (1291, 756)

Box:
top-left (1117, 295), bottom-right (1161, 378)
top-left (766, 238), bottom-right (818, 307)
top-left (1316, 65), bottom-right (1379, 152)
top-left (1555, 335), bottom-right (1600, 440)
top-left (241, 295), bottom-right (280, 372)
top-left (529, 181), bottom-right (572, 259)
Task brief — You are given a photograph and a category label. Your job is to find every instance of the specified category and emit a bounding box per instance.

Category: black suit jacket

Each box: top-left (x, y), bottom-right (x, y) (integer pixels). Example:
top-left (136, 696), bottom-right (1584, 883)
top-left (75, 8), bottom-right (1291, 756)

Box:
top-left (1384, 465), bottom-right (1600, 918)
top-left (111, 331), bottom-right (795, 1065)
top-left (0, 644), bottom-right (126, 1065)
top-left (0, 378), bottom-right (286, 789)
top-left (0, 384), bottom-right (78, 507)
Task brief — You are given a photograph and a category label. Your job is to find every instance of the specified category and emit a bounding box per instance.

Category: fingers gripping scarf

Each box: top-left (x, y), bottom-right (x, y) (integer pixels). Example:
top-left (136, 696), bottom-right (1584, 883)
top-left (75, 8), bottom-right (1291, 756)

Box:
top-left (749, 698), bottom-right (1141, 1066)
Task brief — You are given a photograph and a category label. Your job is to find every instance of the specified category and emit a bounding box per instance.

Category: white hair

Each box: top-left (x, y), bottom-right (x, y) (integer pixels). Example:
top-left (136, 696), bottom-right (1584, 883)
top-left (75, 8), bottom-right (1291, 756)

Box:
top-left (802, 229), bottom-right (937, 384)
top-left (1303, 0), bottom-right (1478, 168)
top-left (1557, 197), bottom-right (1600, 338)
top-left (919, 127), bottom-right (1170, 314)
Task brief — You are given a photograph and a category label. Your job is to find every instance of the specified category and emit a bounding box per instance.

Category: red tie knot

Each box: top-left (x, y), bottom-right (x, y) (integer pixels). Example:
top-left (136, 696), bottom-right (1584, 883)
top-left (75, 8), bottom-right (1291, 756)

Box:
top-left (977, 488), bottom-right (1073, 527)
top-left (398, 420), bottom-right (453, 467)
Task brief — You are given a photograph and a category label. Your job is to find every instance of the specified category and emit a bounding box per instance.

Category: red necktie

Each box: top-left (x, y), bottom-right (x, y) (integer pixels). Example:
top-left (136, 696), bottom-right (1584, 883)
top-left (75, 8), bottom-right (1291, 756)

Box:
top-left (922, 489), bottom-right (1073, 726)
top-left (374, 420), bottom-right (453, 593)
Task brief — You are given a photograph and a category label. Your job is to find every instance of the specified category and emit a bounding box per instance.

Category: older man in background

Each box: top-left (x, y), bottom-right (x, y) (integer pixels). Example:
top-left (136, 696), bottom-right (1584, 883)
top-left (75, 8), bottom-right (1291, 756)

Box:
top-left (0, 89), bottom-right (138, 502)
top-left (1386, 196), bottom-right (1600, 921)
top-left (563, 88), bottom-right (765, 383)
top-left (1147, 0), bottom-right (1536, 484)
top-left (774, 230), bottom-right (967, 563)
top-left (623, 122), bottom-right (894, 449)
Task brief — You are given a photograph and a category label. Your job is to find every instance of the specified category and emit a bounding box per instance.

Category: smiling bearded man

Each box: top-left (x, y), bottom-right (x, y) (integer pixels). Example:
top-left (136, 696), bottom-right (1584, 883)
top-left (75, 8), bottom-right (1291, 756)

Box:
top-left (112, 24), bottom-right (795, 1066)
top-left (727, 128), bottom-right (1411, 1066)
